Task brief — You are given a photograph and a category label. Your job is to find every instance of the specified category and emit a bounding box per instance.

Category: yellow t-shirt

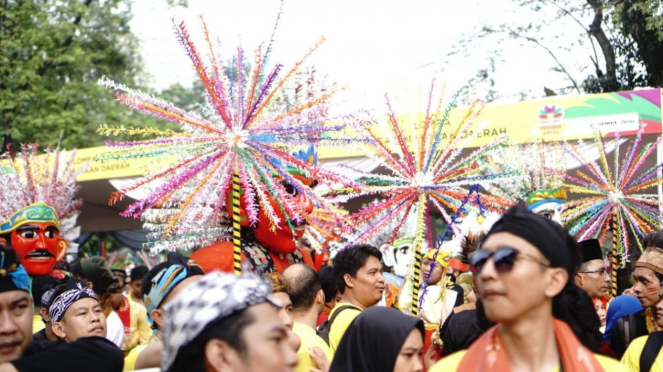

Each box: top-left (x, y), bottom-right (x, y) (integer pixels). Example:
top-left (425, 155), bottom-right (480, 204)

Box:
top-left (32, 315), bottom-right (45, 334)
top-left (621, 335), bottom-right (663, 372)
top-left (328, 302), bottom-right (361, 355)
top-left (293, 322), bottom-right (333, 372)
top-left (430, 350), bottom-right (627, 372)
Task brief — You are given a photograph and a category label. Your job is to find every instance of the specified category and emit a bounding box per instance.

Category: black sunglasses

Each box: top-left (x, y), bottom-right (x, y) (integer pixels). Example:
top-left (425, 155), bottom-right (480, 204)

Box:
top-left (469, 247), bottom-right (550, 274)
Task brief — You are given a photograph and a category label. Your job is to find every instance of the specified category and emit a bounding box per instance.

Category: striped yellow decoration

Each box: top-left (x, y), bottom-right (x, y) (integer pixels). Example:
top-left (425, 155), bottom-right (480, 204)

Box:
top-left (411, 194), bottom-right (428, 317)
top-left (610, 210), bottom-right (619, 298)
top-left (232, 172), bottom-right (242, 275)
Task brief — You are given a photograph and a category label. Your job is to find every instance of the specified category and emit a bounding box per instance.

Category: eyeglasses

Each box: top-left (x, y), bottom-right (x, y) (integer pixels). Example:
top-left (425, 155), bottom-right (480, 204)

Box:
top-left (469, 247), bottom-right (551, 274)
top-left (579, 268), bottom-right (608, 276)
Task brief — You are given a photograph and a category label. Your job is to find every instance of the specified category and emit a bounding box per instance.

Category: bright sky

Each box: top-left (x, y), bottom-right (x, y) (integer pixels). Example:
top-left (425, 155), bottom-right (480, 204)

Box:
top-left (130, 0), bottom-right (590, 110)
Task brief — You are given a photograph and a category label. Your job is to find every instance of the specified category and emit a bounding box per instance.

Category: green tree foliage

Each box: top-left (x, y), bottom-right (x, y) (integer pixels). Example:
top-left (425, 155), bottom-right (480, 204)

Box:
top-left (451, 0), bottom-right (663, 101)
top-left (0, 0), bottom-right (187, 152)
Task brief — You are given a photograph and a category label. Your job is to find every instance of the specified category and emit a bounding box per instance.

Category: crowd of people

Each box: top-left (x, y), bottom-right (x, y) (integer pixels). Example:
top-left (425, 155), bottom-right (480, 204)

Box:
top-left (0, 201), bottom-right (661, 371)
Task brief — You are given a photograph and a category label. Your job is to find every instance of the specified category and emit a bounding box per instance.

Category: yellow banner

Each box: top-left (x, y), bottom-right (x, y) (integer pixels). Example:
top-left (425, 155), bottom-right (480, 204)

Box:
top-left (15, 89), bottom-right (662, 182)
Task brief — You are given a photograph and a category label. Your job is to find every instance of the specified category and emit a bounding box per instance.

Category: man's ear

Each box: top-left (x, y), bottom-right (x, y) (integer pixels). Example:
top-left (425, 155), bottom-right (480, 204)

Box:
top-left (39, 308), bottom-right (50, 322)
top-left (205, 339), bottom-right (236, 371)
top-left (574, 273), bottom-right (583, 286)
top-left (544, 268), bottom-right (568, 298)
top-left (315, 289), bottom-right (325, 305)
top-left (0, 237), bottom-right (7, 246)
top-left (343, 273), bottom-right (354, 290)
top-left (151, 309), bottom-right (163, 328)
top-left (52, 322), bottom-right (67, 339)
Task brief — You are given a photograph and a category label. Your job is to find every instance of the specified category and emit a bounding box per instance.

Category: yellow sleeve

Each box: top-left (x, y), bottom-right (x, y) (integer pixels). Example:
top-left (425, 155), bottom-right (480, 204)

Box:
top-left (123, 345), bottom-right (147, 371)
top-left (136, 305), bottom-right (152, 345)
top-left (621, 336), bottom-right (648, 372)
top-left (329, 309), bottom-right (361, 354)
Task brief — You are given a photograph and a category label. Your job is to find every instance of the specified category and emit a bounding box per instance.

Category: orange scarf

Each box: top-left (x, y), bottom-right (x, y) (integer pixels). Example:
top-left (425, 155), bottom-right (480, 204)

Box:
top-left (458, 318), bottom-right (604, 372)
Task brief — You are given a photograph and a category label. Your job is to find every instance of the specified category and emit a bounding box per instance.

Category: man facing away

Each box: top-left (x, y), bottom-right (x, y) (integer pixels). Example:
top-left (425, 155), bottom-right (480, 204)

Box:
top-left (329, 244), bottom-right (385, 355)
top-left (282, 263), bottom-right (333, 372)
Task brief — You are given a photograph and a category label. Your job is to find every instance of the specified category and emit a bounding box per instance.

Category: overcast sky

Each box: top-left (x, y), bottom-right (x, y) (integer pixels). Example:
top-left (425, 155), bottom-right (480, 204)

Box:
top-left (130, 0), bottom-right (592, 110)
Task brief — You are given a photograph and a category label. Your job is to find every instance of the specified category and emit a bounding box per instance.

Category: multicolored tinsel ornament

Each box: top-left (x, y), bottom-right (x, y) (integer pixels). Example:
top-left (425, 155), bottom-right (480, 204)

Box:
top-left (97, 16), bottom-right (368, 270)
top-left (483, 140), bottom-right (566, 203)
top-left (302, 203), bottom-right (348, 254)
top-left (558, 122), bottom-right (663, 296)
top-left (332, 81), bottom-right (515, 315)
top-left (0, 144), bottom-right (88, 255)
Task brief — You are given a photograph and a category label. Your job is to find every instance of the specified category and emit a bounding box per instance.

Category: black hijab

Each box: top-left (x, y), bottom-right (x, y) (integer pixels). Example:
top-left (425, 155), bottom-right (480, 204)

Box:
top-left (329, 307), bottom-right (424, 372)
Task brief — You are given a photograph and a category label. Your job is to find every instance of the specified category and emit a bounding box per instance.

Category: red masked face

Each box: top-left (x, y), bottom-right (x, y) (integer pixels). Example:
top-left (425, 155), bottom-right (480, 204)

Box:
top-left (253, 176), bottom-right (314, 254)
top-left (229, 174), bottom-right (315, 255)
top-left (10, 222), bottom-right (67, 276)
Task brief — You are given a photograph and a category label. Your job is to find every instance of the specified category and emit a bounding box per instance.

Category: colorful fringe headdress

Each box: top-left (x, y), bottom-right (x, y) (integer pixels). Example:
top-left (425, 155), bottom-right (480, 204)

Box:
top-left (0, 144), bottom-right (87, 254)
top-left (97, 15), bottom-right (368, 252)
top-left (483, 140), bottom-right (566, 204)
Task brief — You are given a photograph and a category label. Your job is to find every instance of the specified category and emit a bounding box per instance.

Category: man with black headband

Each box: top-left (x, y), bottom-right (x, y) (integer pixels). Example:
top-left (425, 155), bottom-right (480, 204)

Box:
top-left (71, 257), bottom-right (124, 348)
top-left (430, 202), bottom-right (624, 372)
top-left (49, 278), bottom-right (106, 343)
top-left (0, 246), bottom-right (122, 371)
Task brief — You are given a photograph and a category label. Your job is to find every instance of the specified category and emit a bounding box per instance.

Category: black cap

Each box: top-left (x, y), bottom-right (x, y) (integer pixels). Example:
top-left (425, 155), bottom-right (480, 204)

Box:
top-left (579, 239), bottom-right (603, 263)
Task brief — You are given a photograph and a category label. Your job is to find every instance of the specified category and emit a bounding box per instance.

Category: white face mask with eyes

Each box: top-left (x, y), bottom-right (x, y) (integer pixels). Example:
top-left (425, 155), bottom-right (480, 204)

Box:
top-left (530, 201), bottom-right (566, 225)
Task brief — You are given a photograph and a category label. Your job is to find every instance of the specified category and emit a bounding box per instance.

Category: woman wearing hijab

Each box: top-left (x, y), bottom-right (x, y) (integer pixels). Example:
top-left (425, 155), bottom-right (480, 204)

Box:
top-left (430, 202), bottom-right (625, 372)
top-left (329, 306), bottom-right (424, 372)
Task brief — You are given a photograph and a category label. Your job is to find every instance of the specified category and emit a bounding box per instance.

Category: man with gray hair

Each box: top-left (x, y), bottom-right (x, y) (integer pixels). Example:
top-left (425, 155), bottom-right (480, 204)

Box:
top-left (161, 271), bottom-right (298, 372)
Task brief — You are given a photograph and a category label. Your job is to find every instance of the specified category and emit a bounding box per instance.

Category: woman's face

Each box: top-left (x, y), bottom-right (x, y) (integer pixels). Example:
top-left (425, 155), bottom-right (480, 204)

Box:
top-left (594, 301), bottom-right (606, 326)
top-left (392, 329), bottom-right (423, 372)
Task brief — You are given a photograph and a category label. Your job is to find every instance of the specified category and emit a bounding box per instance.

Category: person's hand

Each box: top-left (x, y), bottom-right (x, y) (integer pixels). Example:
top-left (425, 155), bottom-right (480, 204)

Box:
top-left (309, 346), bottom-right (330, 372)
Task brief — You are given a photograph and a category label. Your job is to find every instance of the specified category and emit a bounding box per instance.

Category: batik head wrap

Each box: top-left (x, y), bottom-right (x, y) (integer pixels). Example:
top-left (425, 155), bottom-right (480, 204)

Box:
top-left (161, 271), bottom-right (281, 371)
top-left (49, 279), bottom-right (98, 322)
top-left (141, 253), bottom-right (204, 315)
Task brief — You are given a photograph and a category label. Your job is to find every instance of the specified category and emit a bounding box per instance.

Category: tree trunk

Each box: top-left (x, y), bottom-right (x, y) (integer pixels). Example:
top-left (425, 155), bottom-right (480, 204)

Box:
top-left (586, 1), bottom-right (620, 92)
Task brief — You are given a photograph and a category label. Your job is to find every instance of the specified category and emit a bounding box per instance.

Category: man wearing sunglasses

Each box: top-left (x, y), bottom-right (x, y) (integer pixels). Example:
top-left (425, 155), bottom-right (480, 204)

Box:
top-left (575, 239), bottom-right (610, 299)
top-left (430, 202), bottom-right (624, 372)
